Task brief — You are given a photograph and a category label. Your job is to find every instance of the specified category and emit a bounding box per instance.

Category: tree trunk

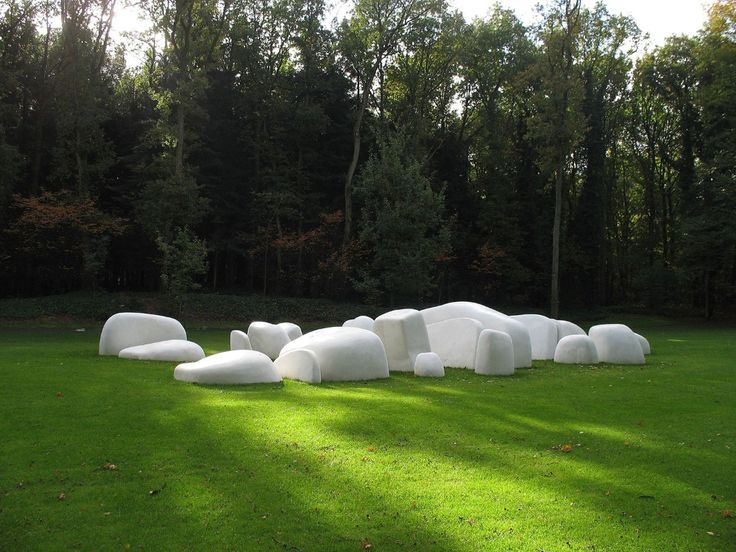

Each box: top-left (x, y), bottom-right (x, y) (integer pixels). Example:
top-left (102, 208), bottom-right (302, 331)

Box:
top-left (175, 106), bottom-right (185, 183)
top-left (551, 160), bottom-right (563, 318)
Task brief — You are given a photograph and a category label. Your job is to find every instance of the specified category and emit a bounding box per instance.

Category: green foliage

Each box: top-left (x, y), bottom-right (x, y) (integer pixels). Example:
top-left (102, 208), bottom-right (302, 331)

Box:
top-left (156, 227), bottom-right (208, 313)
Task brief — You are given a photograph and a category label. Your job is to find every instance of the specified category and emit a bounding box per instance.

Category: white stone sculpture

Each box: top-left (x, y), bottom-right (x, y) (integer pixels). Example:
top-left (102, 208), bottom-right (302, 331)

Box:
top-left (247, 321), bottom-right (291, 360)
top-left (174, 350), bottom-right (281, 385)
top-left (588, 324), bottom-right (645, 364)
top-left (553, 335), bottom-right (599, 364)
top-left (278, 322), bottom-right (303, 340)
top-left (635, 333), bottom-right (651, 355)
top-left (274, 349), bottom-right (322, 384)
top-left (426, 317), bottom-right (484, 369)
top-left (118, 339), bottom-right (205, 362)
top-left (413, 352), bottom-right (445, 377)
top-left (474, 329), bottom-right (515, 376)
top-left (511, 314), bottom-right (559, 360)
top-left (421, 302), bottom-right (532, 368)
top-left (342, 316), bottom-right (375, 332)
top-left (279, 327), bottom-right (389, 382)
top-left (373, 309), bottom-right (432, 372)
top-left (229, 330), bottom-right (252, 351)
top-left (99, 312), bottom-right (187, 356)
top-left (555, 320), bottom-right (586, 340)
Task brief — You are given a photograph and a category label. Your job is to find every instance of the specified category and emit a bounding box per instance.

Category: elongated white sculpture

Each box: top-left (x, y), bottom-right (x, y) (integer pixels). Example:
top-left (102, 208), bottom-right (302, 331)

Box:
top-left (279, 327), bottom-right (389, 382)
top-left (118, 339), bottom-right (205, 362)
top-left (474, 329), bottom-right (514, 376)
top-left (230, 330), bottom-right (252, 350)
top-left (414, 352), bottom-right (444, 377)
top-left (635, 333), bottom-right (651, 355)
top-left (342, 316), bottom-right (375, 332)
top-left (511, 314), bottom-right (559, 360)
top-left (278, 322), bottom-right (303, 340)
top-left (426, 317), bottom-right (484, 369)
top-left (99, 312), bottom-right (187, 356)
top-left (174, 350), bottom-right (281, 385)
top-left (555, 320), bottom-right (586, 340)
top-left (553, 335), bottom-right (599, 364)
top-left (588, 324), bottom-right (645, 364)
top-left (421, 302), bottom-right (532, 368)
top-left (373, 309), bottom-right (431, 372)
top-left (248, 321), bottom-right (291, 360)
top-left (274, 349), bottom-right (321, 384)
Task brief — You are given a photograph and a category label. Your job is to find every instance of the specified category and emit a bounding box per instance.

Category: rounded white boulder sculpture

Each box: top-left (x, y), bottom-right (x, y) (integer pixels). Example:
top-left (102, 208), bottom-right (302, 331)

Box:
top-left (373, 309), bottom-right (431, 372)
top-left (588, 324), bottom-right (645, 365)
top-left (413, 352), bottom-right (445, 377)
top-left (279, 327), bottom-right (389, 382)
top-left (555, 320), bottom-right (586, 340)
top-left (118, 339), bottom-right (205, 362)
top-left (342, 316), bottom-right (375, 332)
top-left (426, 317), bottom-right (484, 369)
top-left (511, 314), bottom-right (559, 360)
top-left (278, 322), bottom-right (303, 340)
top-left (174, 350), bottom-right (281, 385)
top-left (553, 335), bottom-right (599, 364)
top-left (274, 349), bottom-right (321, 384)
top-left (474, 329), bottom-right (515, 376)
top-left (635, 333), bottom-right (651, 355)
top-left (247, 321), bottom-right (291, 360)
top-left (99, 312), bottom-right (187, 356)
top-left (230, 330), bottom-right (252, 351)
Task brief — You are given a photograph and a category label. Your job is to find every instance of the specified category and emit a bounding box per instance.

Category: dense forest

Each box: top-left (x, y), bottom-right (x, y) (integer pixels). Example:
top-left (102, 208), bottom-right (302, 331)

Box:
top-left (0, 0), bottom-right (734, 316)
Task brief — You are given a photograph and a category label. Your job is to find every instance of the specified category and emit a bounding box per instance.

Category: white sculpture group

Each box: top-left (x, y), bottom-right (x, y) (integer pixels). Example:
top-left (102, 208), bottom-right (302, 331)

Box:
top-left (99, 301), bottom-right (651, 386)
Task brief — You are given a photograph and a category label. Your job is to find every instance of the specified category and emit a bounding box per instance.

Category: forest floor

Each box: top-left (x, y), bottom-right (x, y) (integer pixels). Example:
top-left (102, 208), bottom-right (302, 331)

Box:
top-left (0, 317), bottom-right (734, 551)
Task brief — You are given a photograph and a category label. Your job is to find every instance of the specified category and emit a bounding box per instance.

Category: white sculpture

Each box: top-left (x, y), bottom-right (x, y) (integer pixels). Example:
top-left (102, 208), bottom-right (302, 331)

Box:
top-left (421, 302), bottom-right (532, 368)
top-left (413, 352), bottom-right (445, 377)
top-left (553, 335), bottom-right (599, 364)
top-left (511, 314), bottom-right (559, 360)
top-left (99, 312), bottom-right (187, 356)
top-left (174, 350), bottom-right (281, 385)
top-left (229, 330), bottom-right (252, 351)
top-left (342, 315), bottom-right (375, 332)
top-left (278, 322), bottom-right (303, 340)
top-left (474, 329), bottom-right (515, 376)
top-left (118, 339), bottom-right (205, 362)
top-left (247, 321), bottom-right (291, 360)
top-left (373, 309), bottom-right (432, 372)
top-left (279, 327), bottom-right (389, 382)
top-left (588, 324), bottom-right (645, 364)
top-left (426, 317), bottom-right (484, 369)
top-left (635, 333), bottom-right (651, 355)
top-left (555, 319), bottom-right (586, 340)
top-left (274, 349), bottom-right (321, 384)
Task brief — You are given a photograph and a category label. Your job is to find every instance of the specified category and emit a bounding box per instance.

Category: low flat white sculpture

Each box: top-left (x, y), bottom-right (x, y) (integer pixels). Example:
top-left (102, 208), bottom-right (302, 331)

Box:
top-left (413, 352), bottom-right (444, 377)
top-left (342, 316), bottom-right (375, 332)
top-left (248, 321), bottom-right (291, 360)
top-left (118, 339), bottom-right (205, 362)
top-left (99, 312), bottom-right (187, 356)
top-left (174, 350), bottom-right (281, 385)
top-left (511, 314), bottom-right (559, 360)
top-left (373, 309), bottom-right (432, 372)
top-left (274, 349), bottom-right (321, 384)
top-left (588, 324), bottom-right (645, 364)
top-left (635, 333), bottom-right (651, 355)
top-left (279, 327), bottom-right (389, 382)
top-left (278, 322), bottom-right (303, 340)
top-left (426, 317), bottom-right (484, 369)
top-left (555, 320), bottom-right (586, 340)
top-left (474, 329), bottom-right (514, 376)
top-left (553, 335), bottom-right (599, 364)
top-left (421, 302), bottom-right (532, 368)
top-left (230, 330), bottom-right (252, 350)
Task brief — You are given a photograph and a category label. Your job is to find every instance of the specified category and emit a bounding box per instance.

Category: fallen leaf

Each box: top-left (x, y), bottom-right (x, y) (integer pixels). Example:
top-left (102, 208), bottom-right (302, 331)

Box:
top-left (56, 392), bottom-right (64, 398)
top-left (723, 510), bottom-right (733, 519)
top-left (102, 463), bottom-right (117, 471)
top-left (560, 444), bottom-right (573, 453)
top-left (366, 447), bottom-right (375, 452)
top-left (58, 492), bottom-right (65, 501)
top-left (706, 531), bottom-right (715, 536)
top-left (361, 538), bottom-right (372, 549)
top-left (149, 483), bottom-right (166, 496)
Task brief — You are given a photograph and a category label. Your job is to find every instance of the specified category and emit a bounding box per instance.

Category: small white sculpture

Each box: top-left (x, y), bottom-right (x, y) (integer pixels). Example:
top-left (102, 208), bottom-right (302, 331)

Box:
top-left (373, 309), bottom-right (432, 372)
top-left (426, 317), bottom-right (484, 369)
top-left (274, 349), bottom-right (321, 384)
top-left (635, 333), bottom-right (651, 355)
top-left (588, 324), bottom-right (645, 364)
top-left (553, 335), bottom-right (599, 364)
top-left (342, 315), bottom-right (375, 332)
top-left (555, 319), bottom-right (586, 340)
top-left (511, 314), bottom-right (559, 360)
top-left (278, 322), bottom-right (303, 340)
top-left (118, 339), bottom-right (205, 362)
top-left (174, 350), bottom-right (281, 385)
top-left (229, 330), bottom-right (252, 350)
top-left (247, 321), bottom-right (291, 360)
top-left (474, 329), bottom-right (514, 376)
top-left (413, 352), bottom-right (445, 377)
top-left (99, 312), bottom-right (187, 356)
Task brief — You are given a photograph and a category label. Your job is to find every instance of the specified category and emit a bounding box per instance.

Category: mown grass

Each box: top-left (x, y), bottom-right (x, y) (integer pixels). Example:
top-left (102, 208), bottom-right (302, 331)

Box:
top-left (0, 318), bottom-right (734, 551)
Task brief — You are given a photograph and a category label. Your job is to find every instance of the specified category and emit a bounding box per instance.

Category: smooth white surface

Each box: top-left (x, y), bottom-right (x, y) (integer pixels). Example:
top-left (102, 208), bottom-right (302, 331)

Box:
top-left (274, 349), bottom-right (321, 384)
top-left (589, 324), bottom-right (646, 365)
top-left (174, 350), bottom-right (281, 385)
top-left (373, 309), bottom-right (432, 372)
top-left (99, 312), bottom-right (187, 356)
top-left (229, 330), bottom-right (252, 351)
top-left (635, 333), bottom-right (651, 355)
top-left (421, 302), bottom-right (532, 368)
top-left (511, 314), bottom-right (559, 360)
top-left (342, 315), bottom-right (375, 332)
top-left (278, 322), bottom-right (303, 340)
top-left (279, 327), bottom-right (389, 382)
top-left (474, 329), bottom-right (515, 376)
top-left (118, 339), bottom-right (204, 362)
top-left (555, 319), bottom-right (587, 340)
top-left (426, 317), bottom-right (484, 369)
top-left (247, 321), bottom-right (291, 360)
top-left (413, 352), bottom-right (445, 377)
top-left (554, 335), bottom-right (599, 364)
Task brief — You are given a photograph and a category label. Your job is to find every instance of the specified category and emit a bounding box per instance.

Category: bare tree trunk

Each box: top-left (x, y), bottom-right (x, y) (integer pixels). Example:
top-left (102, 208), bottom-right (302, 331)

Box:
top-left (175, 106), bottom-right (185, 183)
top-left (551, 160), bottom-right (563, 319)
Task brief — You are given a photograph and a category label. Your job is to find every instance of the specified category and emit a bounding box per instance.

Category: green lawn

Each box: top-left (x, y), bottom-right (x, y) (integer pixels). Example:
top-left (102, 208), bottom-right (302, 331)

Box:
top-left (1, 318), bottom-right (734, 551)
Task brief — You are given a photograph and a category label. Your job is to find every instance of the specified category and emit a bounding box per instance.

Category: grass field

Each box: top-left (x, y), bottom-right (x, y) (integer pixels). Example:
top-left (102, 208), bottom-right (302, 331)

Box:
top-left (1, 317), bottom-right (734, 550)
